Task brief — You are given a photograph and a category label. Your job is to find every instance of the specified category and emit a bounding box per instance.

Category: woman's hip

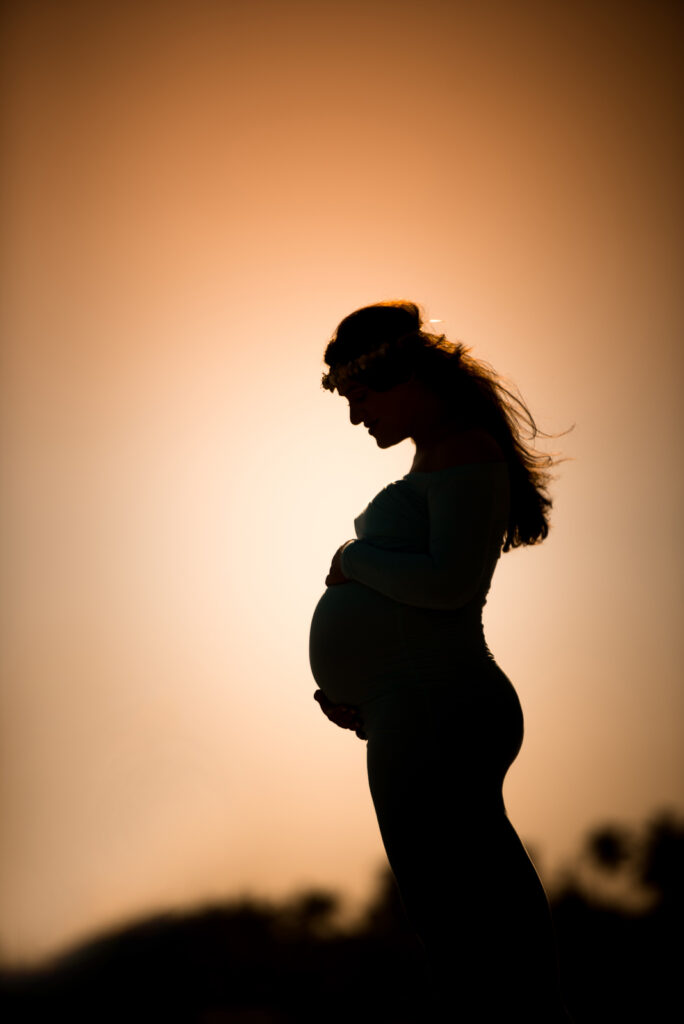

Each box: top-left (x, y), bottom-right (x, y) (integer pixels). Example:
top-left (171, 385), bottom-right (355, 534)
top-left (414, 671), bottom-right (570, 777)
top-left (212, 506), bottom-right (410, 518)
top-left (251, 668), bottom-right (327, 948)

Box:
top-left (361, 659), bottom-right (522, 743)
top-left (362, 665), bottom-right (524, 803)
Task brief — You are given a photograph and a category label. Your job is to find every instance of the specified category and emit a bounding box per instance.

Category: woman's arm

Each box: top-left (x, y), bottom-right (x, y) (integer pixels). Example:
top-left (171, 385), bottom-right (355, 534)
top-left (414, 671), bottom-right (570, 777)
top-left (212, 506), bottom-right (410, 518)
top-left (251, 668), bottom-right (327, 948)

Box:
top-left (339, 470), bottom-right (508, 609)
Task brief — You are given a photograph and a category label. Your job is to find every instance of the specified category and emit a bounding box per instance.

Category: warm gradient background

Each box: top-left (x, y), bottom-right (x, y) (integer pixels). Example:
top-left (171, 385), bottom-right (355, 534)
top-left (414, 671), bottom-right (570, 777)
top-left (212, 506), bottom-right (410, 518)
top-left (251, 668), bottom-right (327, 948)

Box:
top-left (1, 0), bottom-right (682, 964)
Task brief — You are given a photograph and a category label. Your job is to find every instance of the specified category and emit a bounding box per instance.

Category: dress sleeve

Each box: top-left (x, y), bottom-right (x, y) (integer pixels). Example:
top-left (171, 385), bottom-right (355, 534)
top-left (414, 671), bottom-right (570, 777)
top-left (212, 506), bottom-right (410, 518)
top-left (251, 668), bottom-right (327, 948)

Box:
top-left (339, 470), bottom-right (508, 609)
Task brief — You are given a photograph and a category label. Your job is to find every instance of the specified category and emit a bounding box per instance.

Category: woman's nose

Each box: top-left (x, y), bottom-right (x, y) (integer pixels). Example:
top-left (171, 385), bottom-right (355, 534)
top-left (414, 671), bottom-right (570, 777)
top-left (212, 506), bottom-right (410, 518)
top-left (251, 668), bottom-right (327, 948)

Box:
top-left (349, 405), bottom-right (363, 425)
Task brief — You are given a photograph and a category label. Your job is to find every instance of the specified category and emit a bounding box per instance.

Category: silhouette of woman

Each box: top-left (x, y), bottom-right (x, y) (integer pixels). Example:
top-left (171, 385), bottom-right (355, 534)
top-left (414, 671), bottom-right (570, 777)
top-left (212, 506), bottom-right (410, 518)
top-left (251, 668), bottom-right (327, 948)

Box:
top-left (309, 302), bottom-right (572, 1021)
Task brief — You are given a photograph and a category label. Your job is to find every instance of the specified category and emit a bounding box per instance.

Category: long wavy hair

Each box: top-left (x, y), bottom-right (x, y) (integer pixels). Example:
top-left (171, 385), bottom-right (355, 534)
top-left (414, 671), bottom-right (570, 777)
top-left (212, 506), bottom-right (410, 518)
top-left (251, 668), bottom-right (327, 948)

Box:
top-left (323, 300), bottom-right (562, 552)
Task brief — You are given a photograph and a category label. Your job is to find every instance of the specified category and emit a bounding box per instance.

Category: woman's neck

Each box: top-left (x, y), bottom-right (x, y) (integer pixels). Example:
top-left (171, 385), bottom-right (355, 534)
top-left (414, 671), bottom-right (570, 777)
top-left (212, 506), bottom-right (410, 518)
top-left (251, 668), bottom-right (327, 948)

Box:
top-left (410, 427), bottom-right (505, 472)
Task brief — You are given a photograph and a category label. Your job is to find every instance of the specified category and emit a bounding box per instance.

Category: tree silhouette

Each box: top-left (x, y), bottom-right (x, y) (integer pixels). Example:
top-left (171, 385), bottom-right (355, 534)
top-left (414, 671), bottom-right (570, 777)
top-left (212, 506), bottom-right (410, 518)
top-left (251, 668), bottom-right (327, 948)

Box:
top-left (639, 812), bottom-right (684, 911)
top-left (0, 809), bottom-right (681, 1022)
top-left (551, 809), bottom-right (683, 1023)
top-left (584, 824), bottom-right (632, 872)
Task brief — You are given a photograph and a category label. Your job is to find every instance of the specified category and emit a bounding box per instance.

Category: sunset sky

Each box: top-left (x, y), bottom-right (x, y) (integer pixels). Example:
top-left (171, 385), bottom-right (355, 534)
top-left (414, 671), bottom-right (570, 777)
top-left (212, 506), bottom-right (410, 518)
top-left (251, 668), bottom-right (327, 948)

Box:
top-left (1, 0), bottom-right (682, 964)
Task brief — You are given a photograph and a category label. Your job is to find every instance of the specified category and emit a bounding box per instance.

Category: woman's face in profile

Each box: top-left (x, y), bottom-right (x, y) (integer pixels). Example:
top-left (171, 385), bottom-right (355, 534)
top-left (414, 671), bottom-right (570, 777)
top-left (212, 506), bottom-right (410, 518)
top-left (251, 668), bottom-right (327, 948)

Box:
top-left (340, 380), bottom-right (419, 449)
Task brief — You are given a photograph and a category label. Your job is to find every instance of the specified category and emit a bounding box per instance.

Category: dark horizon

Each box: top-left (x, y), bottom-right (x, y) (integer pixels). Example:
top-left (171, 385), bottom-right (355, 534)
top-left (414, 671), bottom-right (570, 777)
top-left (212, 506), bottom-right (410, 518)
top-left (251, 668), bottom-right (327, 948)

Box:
top-left (1, 809), bottom-right (681, 1022)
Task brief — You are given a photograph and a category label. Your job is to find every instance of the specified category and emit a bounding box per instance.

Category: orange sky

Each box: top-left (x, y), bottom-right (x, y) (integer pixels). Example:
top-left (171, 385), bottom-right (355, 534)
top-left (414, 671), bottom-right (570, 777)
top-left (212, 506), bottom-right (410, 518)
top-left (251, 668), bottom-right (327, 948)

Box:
top-left (1, 0), bottom-right (682, 963)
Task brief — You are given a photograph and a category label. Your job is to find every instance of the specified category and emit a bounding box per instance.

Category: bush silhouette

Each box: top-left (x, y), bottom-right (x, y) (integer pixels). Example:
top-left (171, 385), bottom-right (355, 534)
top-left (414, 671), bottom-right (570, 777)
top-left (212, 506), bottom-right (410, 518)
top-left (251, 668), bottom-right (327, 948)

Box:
top-left (0, 810), bottom-right (680, 1022)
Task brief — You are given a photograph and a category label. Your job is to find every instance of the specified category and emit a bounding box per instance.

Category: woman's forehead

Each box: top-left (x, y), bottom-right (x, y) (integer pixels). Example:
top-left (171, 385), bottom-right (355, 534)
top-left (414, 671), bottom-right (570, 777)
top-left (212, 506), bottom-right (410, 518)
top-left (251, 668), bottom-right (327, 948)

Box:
top-left (338, 382), bottom-right (367, 399)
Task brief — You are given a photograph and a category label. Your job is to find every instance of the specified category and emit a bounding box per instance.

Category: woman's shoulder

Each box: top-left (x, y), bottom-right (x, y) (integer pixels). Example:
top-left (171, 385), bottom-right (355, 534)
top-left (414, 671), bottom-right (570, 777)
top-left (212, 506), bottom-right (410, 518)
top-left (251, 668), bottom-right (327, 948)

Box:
top-left (411, 429), bottom-right (505, 473)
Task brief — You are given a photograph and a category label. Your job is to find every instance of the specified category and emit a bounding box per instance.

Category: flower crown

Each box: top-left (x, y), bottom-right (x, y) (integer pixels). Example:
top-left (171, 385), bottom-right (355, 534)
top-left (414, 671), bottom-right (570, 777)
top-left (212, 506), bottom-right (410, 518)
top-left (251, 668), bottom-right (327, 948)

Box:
top-left (321, 340), bottom-right (395, 392)
top-left (321, 327), bottom-right (454, 391)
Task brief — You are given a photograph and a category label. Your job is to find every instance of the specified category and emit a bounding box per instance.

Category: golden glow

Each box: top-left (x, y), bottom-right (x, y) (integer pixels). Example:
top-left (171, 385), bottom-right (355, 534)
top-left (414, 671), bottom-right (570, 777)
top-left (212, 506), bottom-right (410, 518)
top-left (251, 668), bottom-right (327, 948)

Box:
top-left (1, 0), bottom-right (682, 964)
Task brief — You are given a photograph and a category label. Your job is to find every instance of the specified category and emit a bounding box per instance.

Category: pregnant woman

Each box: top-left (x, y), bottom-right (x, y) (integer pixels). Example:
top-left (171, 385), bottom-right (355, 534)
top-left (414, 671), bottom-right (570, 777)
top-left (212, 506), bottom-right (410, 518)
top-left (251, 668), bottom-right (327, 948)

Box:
top-left (309, 301), bottom-right (571, 1021)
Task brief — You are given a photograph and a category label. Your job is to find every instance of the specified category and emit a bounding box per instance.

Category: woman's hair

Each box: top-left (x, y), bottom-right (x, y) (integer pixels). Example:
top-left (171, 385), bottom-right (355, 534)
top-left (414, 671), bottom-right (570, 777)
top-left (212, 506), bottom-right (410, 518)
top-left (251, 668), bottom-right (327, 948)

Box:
top-left (323, 300), bottom-right (560, 552)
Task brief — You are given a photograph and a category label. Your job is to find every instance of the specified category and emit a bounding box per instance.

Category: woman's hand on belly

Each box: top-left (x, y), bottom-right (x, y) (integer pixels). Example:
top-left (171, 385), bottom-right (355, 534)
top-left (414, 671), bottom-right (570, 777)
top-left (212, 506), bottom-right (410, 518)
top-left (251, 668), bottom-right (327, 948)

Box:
top-left (325, 541), bottom-right (354, 587)
top-left (313, 690), bottom-right (367, 740)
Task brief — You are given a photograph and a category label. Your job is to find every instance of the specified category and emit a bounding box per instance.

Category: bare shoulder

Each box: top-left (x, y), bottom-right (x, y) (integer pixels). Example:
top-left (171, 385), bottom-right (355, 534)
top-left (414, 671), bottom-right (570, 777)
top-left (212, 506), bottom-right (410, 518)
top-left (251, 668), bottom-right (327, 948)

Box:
top-left (416, 429), bottom-right (505, 471)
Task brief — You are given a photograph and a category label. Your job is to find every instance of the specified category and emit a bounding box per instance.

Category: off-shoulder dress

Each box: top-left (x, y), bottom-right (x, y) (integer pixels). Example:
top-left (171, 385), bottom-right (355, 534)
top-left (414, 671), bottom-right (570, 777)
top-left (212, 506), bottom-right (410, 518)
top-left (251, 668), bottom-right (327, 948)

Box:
top-left (309, 462), bottom-right (568, 1020)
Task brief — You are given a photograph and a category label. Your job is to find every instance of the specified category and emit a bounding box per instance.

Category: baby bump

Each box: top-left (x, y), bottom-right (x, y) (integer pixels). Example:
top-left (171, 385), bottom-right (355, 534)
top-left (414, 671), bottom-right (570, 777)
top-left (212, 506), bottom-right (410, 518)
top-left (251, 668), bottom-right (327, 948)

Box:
top-left (309, 582), bottom-right (410, 705)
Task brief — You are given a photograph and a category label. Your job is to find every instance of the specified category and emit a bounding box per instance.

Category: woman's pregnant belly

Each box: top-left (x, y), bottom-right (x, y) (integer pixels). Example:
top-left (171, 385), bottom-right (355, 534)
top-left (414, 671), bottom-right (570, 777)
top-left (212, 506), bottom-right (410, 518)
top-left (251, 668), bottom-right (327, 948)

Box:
top-left (310, 581), bottom-right (499, 708)
top-left (309, 582), bottom-right (411, 705)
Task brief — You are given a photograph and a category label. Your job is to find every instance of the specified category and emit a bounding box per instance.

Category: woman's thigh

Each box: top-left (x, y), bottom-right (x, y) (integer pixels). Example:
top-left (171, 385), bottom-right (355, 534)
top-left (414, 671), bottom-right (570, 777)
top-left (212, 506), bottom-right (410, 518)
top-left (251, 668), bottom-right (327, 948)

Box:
top-left (362, 677), bottom-right (570, 1019)
top-left (363, 674), bottom-right (524, 821)
top-left (363, 682), bottom-right (567, 1016)
top-left (362, 675), bottom-right (528, 925)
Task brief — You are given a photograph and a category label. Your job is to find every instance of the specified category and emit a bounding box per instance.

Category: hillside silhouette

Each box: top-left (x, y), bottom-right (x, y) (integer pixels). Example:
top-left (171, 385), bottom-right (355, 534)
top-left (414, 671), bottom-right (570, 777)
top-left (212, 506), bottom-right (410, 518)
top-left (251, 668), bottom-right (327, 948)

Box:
top-left (0, 810), bottom-right (680, 1022)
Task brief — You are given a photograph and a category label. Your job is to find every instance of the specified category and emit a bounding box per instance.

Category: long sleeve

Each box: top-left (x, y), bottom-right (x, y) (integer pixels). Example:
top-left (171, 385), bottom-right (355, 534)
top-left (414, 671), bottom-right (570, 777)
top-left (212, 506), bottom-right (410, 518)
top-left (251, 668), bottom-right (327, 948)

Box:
top-left (339, 468), bottom-right (509, 610)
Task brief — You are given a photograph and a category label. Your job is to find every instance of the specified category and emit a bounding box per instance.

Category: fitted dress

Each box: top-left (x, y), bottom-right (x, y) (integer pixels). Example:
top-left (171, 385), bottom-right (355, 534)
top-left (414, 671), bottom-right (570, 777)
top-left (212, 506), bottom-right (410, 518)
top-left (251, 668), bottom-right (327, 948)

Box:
top-left (310, 461), bottom-right (514, 704)
top-left (309, 462), bottom-right (567, 1019)
top-left (309, 462), bottom-right (523, 773)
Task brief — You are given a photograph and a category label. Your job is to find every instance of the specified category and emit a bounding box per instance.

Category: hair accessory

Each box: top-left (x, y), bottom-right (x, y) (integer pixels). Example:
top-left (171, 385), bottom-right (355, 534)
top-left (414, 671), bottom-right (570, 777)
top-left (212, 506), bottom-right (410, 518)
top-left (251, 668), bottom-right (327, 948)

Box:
top-left (320, 327), bottom-right (451, 392)
top-left (321, 340), bottom-right (396, 392)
